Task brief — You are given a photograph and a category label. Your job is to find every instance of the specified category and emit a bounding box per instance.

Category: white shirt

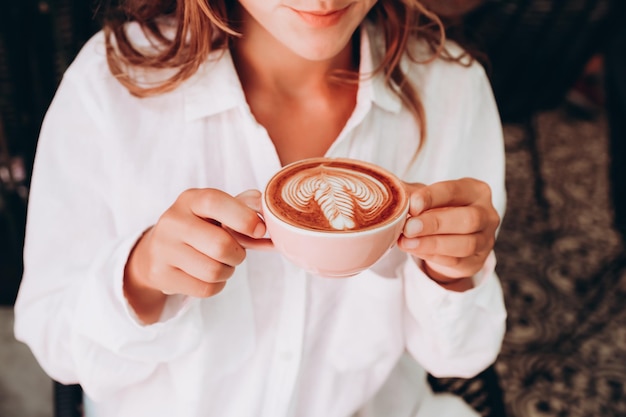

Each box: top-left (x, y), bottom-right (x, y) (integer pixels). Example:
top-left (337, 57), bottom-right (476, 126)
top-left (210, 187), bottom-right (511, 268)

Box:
top-left (14, 22), bottom-right (507, 417)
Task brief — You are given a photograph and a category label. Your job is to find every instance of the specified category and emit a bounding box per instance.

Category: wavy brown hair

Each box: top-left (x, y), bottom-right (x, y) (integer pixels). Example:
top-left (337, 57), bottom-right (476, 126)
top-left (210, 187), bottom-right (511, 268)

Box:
top-left (102, 0), bottom-right (459, 146)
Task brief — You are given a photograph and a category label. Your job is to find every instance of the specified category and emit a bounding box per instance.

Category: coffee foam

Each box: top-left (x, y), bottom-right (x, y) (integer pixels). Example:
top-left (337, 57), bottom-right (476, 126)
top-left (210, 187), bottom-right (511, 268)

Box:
top-left (266, 160), bottom-right (403, 232)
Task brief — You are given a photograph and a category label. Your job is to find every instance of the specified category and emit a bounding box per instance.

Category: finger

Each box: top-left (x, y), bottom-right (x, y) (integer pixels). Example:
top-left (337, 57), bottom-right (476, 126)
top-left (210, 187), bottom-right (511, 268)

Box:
top-left (399, 232), bottom-right (489, 258)
top-left (167, 243), bottom-right (236, 283)
top-left (185, 189), bottom-right (266, 239)
top-left (410, 178), bottom-right (492, 215)
top-left (160, 212), bottom-right (248, 266)
top-left (159, 267), bottom-right (228, 298)
top-left (232, 189), bottom-right (273, 250)
top-left (226, 229), bottom-right (274, 251)
top-left (235, 189), bottom-right (263, 213)
top-left (421, 255), bottom-right (483, 280)
top-left (419, 254), bottom-right (463, 269)
top-left (404, 182), bottom-right (426, 216)
top-left (403, 206), bottom-right (488, 237)
top-left (403, 182), bottom-right (427, 193)
top-left (423, 253), bottom-right (487, 278)
top-left (189, 218), bottom-right (249, 266)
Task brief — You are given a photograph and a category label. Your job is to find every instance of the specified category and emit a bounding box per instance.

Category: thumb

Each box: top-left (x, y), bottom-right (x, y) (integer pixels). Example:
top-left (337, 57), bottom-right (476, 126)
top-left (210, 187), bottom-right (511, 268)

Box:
top-left (403, 182), bottom-right (427, 216)
top-left (236, 189), bottom-right (263, 213)
top-left (231, 189), bottom-right (273, 251)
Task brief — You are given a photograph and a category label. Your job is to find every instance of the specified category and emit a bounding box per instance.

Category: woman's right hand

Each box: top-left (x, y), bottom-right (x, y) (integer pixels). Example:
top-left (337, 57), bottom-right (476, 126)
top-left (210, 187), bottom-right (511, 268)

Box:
top-left (123, 188), bottom-right (267, 324)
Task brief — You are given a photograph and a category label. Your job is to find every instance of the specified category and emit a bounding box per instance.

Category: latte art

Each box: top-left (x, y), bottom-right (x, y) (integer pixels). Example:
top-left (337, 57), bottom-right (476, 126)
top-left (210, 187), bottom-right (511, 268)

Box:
top-left (265, 159), bottom-right (404, 232)
top-left (281, 166), bottom-right (389, 230)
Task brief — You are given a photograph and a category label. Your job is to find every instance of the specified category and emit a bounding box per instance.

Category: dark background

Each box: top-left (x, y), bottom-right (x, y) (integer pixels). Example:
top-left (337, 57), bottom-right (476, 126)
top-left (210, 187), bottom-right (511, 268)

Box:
top-left (0, 0), bottom-right (622, 306)
top-left (0, 1), bottom-right (102, 305)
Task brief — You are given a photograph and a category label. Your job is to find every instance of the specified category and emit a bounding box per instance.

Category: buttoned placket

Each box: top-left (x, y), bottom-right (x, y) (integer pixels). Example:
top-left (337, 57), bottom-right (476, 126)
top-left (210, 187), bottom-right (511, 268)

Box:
top-left (233, 103), bottom-right (309, 417)
top-left (260, 261), bottom-right (308, 417)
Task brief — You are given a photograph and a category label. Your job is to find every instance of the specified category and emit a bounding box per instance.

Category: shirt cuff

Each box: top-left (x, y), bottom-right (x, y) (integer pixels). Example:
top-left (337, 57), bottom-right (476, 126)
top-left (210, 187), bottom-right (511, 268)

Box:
top-left (404, 251), bottom-right (499, 320)
top-left (403, 251), bottom-right (505, 360)
top-left (73, 231), bottom-right (202, 362)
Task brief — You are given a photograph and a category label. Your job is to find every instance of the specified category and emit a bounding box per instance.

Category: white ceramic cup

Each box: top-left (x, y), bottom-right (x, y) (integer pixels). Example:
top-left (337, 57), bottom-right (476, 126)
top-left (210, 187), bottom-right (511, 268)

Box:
top-left (260, 157), bottom-right (409, 277)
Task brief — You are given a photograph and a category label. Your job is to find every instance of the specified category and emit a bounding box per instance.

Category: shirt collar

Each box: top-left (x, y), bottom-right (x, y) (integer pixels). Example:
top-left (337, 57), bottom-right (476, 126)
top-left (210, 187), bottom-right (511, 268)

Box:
top-left (182, 23), bottom-right (402, 122)
top-left (183, 49), bottom-right (247, 122)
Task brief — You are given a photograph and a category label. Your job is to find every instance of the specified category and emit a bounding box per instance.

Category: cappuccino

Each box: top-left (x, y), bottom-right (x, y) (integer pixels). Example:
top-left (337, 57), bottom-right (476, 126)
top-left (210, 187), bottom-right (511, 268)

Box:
top-left (265, 159), bottom-right (405, 232)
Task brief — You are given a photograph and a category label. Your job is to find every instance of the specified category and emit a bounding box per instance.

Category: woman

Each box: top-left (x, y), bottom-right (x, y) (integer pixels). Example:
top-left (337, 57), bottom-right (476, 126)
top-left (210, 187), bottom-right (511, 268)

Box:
top-left (15, 1), bottom-right (507, 416)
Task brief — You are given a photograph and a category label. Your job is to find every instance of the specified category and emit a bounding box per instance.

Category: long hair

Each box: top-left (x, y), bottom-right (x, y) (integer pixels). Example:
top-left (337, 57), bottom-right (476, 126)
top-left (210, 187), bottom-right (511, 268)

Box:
top-left (102, 0), bottom-right (456, 147)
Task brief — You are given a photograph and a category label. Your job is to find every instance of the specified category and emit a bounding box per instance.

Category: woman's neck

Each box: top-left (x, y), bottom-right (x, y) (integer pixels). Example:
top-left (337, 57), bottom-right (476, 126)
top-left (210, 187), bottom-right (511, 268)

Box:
top-left (228, 5), bottom-right (360, 165)
top-left (230, 7), bottom-right (358, 99)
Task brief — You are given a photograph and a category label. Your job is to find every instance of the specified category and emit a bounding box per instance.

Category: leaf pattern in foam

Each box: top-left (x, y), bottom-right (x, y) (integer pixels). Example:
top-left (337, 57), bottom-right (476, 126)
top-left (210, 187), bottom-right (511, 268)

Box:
top-left (281, 166), bottom-right (389, 230)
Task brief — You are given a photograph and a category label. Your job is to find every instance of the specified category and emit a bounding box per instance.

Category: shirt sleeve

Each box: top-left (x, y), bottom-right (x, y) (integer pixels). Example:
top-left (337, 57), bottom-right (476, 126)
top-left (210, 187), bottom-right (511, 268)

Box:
top-left (13, 65), bottom-right (203, 400)
top-left (403, 60), bottom-right (508, 378)
top-left (404, 252), bottom-right (506, 378)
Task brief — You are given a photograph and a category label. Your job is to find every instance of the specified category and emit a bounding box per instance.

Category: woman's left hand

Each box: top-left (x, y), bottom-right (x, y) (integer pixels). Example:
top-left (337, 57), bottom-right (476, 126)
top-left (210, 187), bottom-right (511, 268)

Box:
top-left (397, 178), bottom-right (500, 289)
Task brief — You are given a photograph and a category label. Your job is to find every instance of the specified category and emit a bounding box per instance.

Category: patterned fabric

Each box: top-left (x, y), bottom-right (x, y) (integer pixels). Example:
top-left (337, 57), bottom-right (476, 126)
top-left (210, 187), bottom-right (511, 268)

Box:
top-left (495, 110), bottom-right (626, 416)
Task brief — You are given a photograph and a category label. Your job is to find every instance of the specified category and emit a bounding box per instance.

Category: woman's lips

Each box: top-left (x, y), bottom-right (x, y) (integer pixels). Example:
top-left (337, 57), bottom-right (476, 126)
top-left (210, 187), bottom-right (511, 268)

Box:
top-left (293, 5), bottom-right (351, 28)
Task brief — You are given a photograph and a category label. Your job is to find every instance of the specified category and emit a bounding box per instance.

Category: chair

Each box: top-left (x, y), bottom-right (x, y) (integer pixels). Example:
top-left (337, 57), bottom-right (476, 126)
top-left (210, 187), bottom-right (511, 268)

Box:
top-left (54, 381), bottom-right (83, 417)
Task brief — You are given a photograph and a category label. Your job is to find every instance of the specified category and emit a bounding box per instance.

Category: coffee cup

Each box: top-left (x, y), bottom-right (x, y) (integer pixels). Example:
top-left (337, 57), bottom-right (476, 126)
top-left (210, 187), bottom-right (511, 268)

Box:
top-left (260, 157), bottom-right (409, 277)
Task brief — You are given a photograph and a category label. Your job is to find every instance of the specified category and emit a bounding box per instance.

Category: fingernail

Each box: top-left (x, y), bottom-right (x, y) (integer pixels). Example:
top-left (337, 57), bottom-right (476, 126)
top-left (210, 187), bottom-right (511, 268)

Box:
top-left (412, 196), bottom-right (424, 214)
top-left (404, 218), bottom-right (423, 236)
top-left (253, 223), bottom-right (266, 238)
